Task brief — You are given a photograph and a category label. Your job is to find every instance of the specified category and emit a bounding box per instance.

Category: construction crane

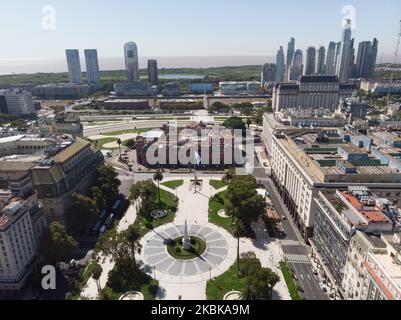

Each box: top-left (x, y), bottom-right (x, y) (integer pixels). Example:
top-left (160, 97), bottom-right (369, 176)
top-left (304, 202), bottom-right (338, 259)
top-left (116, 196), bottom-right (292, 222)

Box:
top-left (387, 20), bottom-right (401, 112)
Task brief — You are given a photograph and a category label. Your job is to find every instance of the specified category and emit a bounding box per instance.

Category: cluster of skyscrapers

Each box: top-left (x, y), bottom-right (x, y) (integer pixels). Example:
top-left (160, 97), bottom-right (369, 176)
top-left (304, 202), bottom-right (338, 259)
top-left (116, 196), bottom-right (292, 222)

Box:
top-left (262, 20), bottom-right (379, 85)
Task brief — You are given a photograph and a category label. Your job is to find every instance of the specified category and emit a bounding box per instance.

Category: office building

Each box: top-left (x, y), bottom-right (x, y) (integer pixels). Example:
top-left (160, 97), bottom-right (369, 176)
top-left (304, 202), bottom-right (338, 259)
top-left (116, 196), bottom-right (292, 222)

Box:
top-left (287, 49), bottom-right (303, 81)
top-left (113, 82), bottom-right (155, 97)
top-left (0, 134), bottom-right (104, 224)
top-left (188, 83), bottom-right (214, 94)
top-left (360, 79), bottom-right (401, 94)
top-left (316, 46), bottom-right (326, 75)
top-left (0, 192), bottom-right (46, 298)
top-left (276, 46), bottom-right (285, 82)
top-left (0, 89), bottom-right (34, 116)
top-left (261, 63), bottom-right (277, 85)
top-left (304, 47), bottom-right (317, 76)
top-left (124, 42), bottom-right (139, 82)
top-left (355, 39), bottom-right (379, 79)
top-left (147, 59), bottom-right (158, 85)
top-left (262, 118), bottom-right (401, 241)
top-left (286, 38), bottom-right (295, 79)
top-left (337, 20), bottom-right (355, 81)
top-left (326, 42), bottom-right (338, 75)
top-left (33, 83), bottom-right (90, 99)
top-left (310, 187), bottom-right (393, 298)
top-left (84, 49), bottom-right (101, 89)
top-left (272, 75), bottom-right (356, 112)
top-left (65, 49), bottom-right (83, 84)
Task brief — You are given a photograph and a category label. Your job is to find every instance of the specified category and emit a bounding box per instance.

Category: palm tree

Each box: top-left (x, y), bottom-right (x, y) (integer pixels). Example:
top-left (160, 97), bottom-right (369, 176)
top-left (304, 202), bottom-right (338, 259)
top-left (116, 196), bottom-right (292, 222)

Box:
top-left (233, 220), bottom-right (244, 275)
top-left (91, 262), bottom-right (103, 293)
top-left (153, 169), bottom-right (163, 204)
top-left (124, 225), bottom-right (142, 268)
top-left (117, 138), bottom-right (122, 159)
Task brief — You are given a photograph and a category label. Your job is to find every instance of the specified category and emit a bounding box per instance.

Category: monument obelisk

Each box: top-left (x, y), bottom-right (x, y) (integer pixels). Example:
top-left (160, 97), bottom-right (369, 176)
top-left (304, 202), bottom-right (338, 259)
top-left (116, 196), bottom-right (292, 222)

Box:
top-left (182, 220), bottom-right (191, 251)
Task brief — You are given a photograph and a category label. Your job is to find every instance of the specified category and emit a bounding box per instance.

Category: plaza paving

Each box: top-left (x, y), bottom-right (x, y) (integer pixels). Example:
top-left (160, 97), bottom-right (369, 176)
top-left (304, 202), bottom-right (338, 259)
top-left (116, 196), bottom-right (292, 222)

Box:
top-left (81, 176), bottom-right (291, 300)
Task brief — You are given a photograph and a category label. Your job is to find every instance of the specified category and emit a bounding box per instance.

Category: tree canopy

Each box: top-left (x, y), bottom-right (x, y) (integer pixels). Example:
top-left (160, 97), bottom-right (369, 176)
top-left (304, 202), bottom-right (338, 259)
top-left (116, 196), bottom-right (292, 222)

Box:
top-left (223, 116), bottom-right (247, 131)
top-left (67, 193), bottom-right (99, 233)
top-left (41, 222), bottom-right (78, 264)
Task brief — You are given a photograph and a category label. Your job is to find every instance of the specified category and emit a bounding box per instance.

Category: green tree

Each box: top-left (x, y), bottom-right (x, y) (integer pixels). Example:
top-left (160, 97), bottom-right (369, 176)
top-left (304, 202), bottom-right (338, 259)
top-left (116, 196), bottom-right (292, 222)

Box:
top-left (153, 169), bottom-right (164, 204)
top-left (117, 138), bottom-right (122, 159)
top-left (223, 168), bottom-right (236, 184)
top-left (122, 225), bottom-right (143, 267)
top-left (67, 193), bottom-right (99, 233)
top-left (41, 222), bottom-right (78, 264)
top-left (93, 165), bottom-right (121, 207)
top-left (233, 220), bottom-right (245, 274)
top-left (92, 263), bottom-right (103, 293)
top-left (129, 180), bottom-right (157, 212)
top-left (91, 186), bottom-right (106, 211)
top-left (208, 101), bottom-right (230, 114)
top-left (223, 116), bottom-right (246, 131)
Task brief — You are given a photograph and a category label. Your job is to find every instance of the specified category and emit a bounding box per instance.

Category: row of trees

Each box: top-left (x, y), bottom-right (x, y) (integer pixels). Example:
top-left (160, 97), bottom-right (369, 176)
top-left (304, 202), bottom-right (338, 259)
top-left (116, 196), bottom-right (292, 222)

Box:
top-left (222, 170), bottom-right (267, 273)
top-left (67, 165), bottom-right (121, 234)
top-left (240, 252), bottom-right (280, 300)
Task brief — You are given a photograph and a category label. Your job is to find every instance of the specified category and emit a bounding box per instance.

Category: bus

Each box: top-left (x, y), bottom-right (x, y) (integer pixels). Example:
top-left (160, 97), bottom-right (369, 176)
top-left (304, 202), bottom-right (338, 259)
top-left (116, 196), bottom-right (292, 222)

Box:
top-left (90, 220), bottom-right (103, 235)
top-left (104, 214), bottom-right (115, 229)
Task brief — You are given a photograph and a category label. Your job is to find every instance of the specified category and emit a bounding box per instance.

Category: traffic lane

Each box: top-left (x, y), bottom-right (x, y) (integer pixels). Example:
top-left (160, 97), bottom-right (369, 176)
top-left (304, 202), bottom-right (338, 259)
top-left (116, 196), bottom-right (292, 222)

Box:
top-left (290, 262), bottom-right (328, 300)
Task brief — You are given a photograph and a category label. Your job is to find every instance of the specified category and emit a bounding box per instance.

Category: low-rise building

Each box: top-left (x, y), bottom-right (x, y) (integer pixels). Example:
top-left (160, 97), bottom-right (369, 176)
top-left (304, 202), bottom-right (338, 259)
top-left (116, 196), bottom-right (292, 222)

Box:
top-left (361, 233), bottom-right (401, 300)
top-left (219, 81), bottom-right (261, 95)
top-left (33, 83), bottom-right (90, 99)
top-left (52, 112), bottom-right (83, 137)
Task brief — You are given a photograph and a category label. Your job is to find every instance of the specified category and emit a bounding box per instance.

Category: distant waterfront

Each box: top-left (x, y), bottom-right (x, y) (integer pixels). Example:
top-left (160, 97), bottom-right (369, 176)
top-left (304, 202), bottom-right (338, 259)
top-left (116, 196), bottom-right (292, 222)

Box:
top-left (0, 55), bottom-right (274, 76)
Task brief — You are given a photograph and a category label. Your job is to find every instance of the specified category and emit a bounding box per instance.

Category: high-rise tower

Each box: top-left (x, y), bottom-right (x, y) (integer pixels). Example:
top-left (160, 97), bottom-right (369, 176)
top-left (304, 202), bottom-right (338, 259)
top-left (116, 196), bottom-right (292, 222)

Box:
top-left (65, 49), bottom-right (82, 84)
top-left (304, 47), bottom-right (317, 76)
top-left (84, 49), bottom-right (101, 89)
top-left (276, 46), bottom-right (285, 82)
top-left (316, 46), bottom-right (326, 75)
top-left (124, 42), bottom-right (139, 82)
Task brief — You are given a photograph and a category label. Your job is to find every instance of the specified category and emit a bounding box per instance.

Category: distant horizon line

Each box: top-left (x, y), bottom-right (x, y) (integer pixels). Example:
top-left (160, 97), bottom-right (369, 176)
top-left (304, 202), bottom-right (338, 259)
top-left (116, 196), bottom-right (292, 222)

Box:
top-left (0, 54), bottom-right (396, 76)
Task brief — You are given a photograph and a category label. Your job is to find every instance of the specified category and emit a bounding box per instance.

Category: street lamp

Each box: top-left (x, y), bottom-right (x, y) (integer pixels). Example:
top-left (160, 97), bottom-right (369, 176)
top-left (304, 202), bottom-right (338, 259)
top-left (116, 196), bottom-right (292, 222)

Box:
top-left (209, 267), bottom-right (212, 281)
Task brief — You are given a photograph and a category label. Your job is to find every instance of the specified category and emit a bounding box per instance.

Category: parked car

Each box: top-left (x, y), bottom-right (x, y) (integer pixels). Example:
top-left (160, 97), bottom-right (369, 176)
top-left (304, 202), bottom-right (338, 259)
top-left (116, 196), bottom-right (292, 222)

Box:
top-left (319, 283), bottom-right (327, 292)
top-left (311, 267), bottom-right (318, 275)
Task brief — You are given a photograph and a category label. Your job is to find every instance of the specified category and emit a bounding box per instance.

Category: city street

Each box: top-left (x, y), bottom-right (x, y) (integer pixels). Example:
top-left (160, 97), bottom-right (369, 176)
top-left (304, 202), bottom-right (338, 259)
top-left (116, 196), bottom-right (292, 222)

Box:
top-left (252, 144), bottom-right (328, 300)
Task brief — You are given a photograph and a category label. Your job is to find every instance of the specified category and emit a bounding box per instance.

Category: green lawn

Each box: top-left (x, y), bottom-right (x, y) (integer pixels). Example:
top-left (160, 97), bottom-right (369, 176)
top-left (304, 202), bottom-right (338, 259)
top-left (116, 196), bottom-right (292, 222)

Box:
top-left (91, 137), bottom-right (118, 149)
top-left (208, 191), bottom-right (234, 234)
top-left (206, 261), bottom-right (244, 300)
top-left (105, 129), bottom-right (149, 136)
top-left (162, 180), bottom-right (184, 190)
top-left (209, 180), bottom-right (228, 190)
top-left (280, 261), bottom-right (302, 300)
top-left (134, 189), bottom-right (178, 237)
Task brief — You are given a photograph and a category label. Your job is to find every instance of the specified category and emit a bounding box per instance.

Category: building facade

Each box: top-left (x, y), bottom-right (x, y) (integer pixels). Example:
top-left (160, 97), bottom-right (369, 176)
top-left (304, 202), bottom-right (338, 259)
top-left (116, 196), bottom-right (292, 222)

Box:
top-left (84, 49), bottom-right (101, 89)
top-left (0, 89), bottom-right (34, 116)
top-left (65, 49), bottom-right (83, 84)
top-left (147, 59), bottom-right (158, 85)
top-left (124, 42), bottom-right (139, 82)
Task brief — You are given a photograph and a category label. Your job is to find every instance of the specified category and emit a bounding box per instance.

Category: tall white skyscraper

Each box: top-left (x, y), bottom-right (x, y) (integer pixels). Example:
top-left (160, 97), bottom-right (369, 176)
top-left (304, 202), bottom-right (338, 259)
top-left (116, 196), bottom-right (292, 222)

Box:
top-left (304, 47), bottom-right (316, 76)
top-left (84, 49), bottom-right (101, 89)
top-left (276, 46), bottom-right (285, 82)
top-left (65, 49), bottom-right (83, 84)
top-left (124, 42), bottom-right (139, 82)
top-left (285, 37), bottom-right (295, 79)
top-left (316, 46), bottom-right (326, 75)
top-left (336, 20), bottom-right (355, 81)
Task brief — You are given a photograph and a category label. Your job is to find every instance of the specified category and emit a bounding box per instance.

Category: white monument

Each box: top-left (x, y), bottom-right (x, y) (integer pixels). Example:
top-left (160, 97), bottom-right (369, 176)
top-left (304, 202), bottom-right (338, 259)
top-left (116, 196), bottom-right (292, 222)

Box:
top-left (182, 220), bottom-right (191, 251)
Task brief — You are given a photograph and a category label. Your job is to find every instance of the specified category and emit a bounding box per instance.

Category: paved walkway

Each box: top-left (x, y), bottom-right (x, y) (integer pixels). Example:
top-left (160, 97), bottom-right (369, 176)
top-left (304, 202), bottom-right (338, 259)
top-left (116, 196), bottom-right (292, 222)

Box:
top-left (80, 204), bottom-right (138, 300)
top-left (140, 177), bottom-right (235, 300)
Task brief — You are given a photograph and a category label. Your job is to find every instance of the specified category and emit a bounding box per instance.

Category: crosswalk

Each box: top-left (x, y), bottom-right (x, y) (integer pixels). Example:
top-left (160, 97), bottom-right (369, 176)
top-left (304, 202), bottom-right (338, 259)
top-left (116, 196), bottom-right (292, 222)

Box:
top-left (285, 254), bottom-right (311, 264)
top-left (281, 240), bottom-right (301, 246)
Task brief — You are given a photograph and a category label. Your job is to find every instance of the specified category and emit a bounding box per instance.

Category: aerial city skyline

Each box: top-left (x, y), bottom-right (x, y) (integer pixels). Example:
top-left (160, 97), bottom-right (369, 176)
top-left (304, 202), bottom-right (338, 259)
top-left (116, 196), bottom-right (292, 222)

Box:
top-left (1, 1), bottom-right (401, 308)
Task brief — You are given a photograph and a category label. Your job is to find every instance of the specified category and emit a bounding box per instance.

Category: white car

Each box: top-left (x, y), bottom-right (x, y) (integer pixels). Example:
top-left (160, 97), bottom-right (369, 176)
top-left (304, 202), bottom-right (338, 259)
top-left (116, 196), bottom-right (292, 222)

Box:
top-left (311, 267), bottom-right (318, 275)
top-left (319, 283), bottom-right (327, 292)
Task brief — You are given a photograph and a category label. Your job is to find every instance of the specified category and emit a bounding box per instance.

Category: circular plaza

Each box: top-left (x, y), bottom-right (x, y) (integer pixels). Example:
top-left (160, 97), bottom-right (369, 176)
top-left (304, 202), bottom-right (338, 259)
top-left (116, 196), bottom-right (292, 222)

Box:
top-left (139, 222), bottom-right (237, 284)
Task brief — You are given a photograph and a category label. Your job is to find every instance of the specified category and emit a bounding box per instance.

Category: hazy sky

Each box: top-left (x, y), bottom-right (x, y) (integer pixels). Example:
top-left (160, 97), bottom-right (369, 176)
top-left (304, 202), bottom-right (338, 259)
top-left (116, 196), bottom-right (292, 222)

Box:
top-left (0, 0), bottom-right (400, 67)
